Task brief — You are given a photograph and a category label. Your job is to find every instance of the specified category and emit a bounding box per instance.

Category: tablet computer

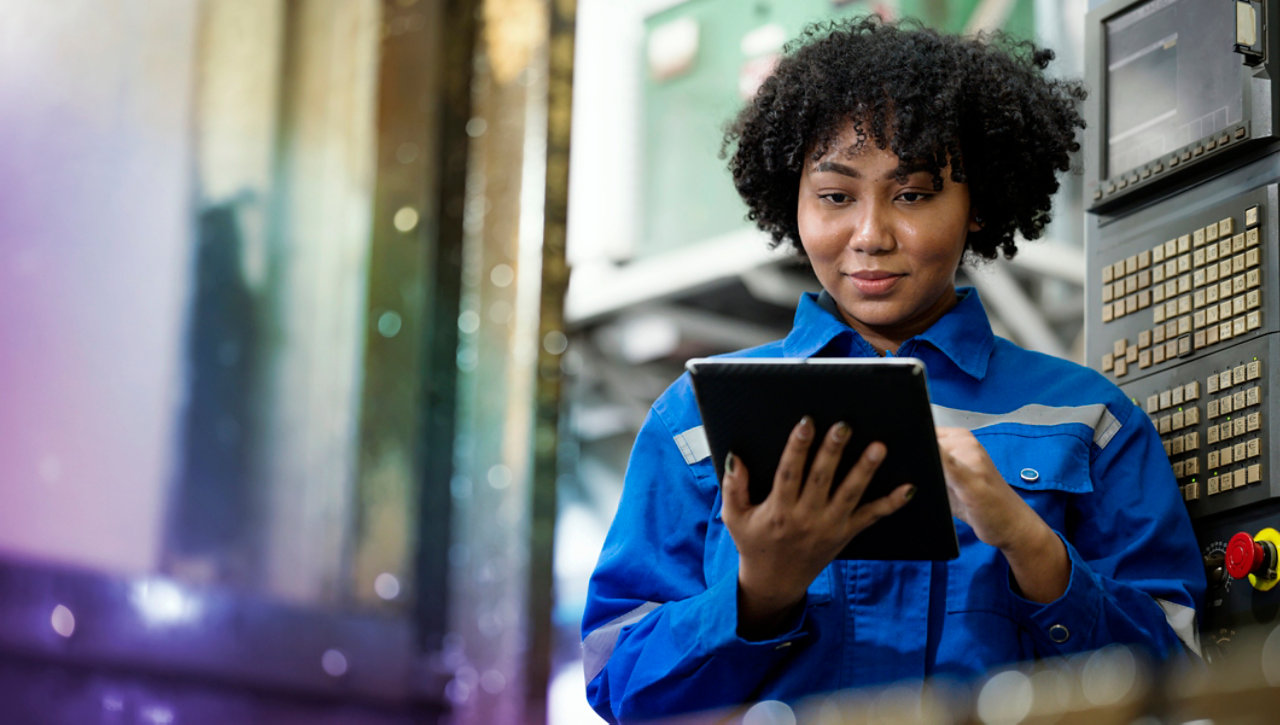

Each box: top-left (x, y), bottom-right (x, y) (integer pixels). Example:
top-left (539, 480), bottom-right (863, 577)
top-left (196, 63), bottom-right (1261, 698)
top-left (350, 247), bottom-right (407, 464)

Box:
top-left (686, 357), bottom-right (958, 561)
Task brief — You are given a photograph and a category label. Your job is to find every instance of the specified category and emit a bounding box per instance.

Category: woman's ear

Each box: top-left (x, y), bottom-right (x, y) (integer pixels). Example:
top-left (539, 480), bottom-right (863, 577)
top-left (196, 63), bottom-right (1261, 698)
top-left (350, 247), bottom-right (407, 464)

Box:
top-left (968, 211), bottom-right (983, 233)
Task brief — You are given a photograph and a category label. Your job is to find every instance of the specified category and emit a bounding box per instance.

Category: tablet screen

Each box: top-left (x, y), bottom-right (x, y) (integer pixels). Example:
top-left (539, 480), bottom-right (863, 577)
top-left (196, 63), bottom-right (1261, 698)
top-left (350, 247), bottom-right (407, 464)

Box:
top-left (687, 357), bottom-right (958, 561)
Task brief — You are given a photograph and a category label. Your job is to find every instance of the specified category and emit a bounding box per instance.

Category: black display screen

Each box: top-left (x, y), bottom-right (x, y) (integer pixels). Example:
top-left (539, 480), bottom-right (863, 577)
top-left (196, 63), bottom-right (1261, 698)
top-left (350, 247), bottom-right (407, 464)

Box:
top-left (1105, 0), bottom-right (1242, 177)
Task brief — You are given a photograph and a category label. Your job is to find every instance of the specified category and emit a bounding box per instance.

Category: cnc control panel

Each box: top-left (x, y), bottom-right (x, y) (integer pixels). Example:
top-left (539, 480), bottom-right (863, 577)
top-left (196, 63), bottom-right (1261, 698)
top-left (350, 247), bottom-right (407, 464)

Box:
top-left (1087, 0), bottom-right (1280, 654)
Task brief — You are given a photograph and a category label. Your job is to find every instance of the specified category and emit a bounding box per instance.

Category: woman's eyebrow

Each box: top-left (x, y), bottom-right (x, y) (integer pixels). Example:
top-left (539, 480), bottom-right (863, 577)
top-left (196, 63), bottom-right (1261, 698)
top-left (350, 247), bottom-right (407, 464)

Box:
top-left (813, 160), bottom-right (933, 181)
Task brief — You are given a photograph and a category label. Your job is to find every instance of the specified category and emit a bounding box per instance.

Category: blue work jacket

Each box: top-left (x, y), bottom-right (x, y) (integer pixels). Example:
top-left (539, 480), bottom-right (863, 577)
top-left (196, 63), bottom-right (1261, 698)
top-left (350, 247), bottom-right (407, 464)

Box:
top-left (581, 288), bottom-right (1206, 723)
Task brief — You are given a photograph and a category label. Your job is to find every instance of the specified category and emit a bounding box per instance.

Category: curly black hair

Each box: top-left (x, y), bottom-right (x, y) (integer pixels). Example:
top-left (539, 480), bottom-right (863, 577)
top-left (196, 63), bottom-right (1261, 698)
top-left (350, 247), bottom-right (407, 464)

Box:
top-left (724, 16), bottom-right (1086, 260)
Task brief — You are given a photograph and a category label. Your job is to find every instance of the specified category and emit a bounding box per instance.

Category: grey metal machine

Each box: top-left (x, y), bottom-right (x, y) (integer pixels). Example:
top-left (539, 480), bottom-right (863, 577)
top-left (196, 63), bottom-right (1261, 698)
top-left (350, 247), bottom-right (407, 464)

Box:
top-left (1085, 0), bottom-right (1280, 658)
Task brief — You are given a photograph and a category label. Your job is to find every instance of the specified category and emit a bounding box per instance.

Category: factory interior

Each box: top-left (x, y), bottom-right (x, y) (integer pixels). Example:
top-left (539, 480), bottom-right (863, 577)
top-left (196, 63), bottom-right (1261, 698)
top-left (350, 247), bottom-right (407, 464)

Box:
top-left (8, 0), bottom-right (1280, 723)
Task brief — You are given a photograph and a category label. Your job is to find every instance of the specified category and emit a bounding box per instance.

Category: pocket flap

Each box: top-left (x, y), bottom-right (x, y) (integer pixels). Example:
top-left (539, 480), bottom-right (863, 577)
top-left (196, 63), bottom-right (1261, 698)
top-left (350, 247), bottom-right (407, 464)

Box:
top-left (974, 431), bottom-right (1093, 495)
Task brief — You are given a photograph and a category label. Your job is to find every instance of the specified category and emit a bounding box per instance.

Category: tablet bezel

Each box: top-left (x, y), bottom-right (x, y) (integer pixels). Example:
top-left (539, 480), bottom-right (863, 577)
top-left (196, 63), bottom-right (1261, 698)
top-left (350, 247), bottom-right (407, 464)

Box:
top-left (686, 357), bottom-right (959, 561)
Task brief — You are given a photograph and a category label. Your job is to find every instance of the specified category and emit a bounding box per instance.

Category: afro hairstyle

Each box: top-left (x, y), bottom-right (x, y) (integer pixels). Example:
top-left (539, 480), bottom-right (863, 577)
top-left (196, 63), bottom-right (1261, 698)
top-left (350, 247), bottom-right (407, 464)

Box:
top-left (724, 16), bottom-right (1087, 260)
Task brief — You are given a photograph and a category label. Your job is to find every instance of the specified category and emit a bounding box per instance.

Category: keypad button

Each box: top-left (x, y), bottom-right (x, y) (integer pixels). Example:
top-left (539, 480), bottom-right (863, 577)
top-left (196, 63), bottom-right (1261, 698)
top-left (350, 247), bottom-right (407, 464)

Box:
top-left (1209, 477), bottom-right (1221, 495)
top-left (1247, 386), bottom-right (1260, 407)
top-left (1235, 469), bottom-right (1248, 489)
top-left (1235, 418), bottom-right (1247, 437)
top-left (1194, 228), bottom-right (1208, 246)
top-left (1208, 425), bottom-right (1220, 444)
top-left (1186, 406), bottom-right (1200, 426)
top-left (1185, 381), bottom-right (1200, 400)
top-left (1246, 228), bottom-right (1260, 247)
top-left (1147, 394), bottom-right (1160, 414)
top-left (1102, 353), bottom-right (1114, 371)
top-left (1208, 450), bottom-right (1221, 468)
top-left (1221, 217), bottom-right (1235, 236)
top-left (1222, 446), bottom-right (1235, 465)
top-left (1248, 310), bottom-right (1263, 331)
top-left (1186, 431), bottom-right (1200, 450)
top-left (1248, 361), bottom-right (1262, 380)
top-left (1248, 437), bottom-right (1261, 458)
top-left (1249, 464), bottom-right (1262, 484)
top-left (1247, 412), bottom-right (1262, 432)
top-left (1209, 399), bottom-right (1220, 418)
top-left (1246, 205), bottom-right (1260, 228)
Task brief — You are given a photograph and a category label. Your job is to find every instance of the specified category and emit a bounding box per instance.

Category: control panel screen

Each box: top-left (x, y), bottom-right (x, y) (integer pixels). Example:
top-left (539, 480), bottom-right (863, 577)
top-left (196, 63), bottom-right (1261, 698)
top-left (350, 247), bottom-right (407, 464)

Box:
top-left (1105, 0), bottom-right (1241, 178)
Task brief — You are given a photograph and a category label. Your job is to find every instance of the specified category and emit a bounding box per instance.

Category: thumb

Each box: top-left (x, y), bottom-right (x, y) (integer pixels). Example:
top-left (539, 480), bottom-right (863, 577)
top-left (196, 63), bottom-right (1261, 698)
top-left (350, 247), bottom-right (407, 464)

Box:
top-left (720, 452), bottom-right (753, 521)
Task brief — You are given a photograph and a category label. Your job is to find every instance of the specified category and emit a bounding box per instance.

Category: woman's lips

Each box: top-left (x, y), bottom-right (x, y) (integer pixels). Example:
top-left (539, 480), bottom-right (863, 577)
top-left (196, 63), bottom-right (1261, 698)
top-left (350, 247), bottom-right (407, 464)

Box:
top-left (848, 271), bottom-right (903, 295)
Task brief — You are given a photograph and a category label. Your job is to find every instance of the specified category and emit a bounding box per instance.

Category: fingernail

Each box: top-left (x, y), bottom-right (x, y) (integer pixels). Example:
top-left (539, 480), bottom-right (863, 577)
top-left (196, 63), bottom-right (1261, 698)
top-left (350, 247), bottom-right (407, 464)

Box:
top-left (795, 416), bottom-right (813, 440)
top-left (725, 452), bottom-right (736, 475)
top-left (866, 442), bottom-right (885, 462)
top-left (832, 421), bottom-right (850, 442)
top-left (903, 484), bottom-right (916, 501)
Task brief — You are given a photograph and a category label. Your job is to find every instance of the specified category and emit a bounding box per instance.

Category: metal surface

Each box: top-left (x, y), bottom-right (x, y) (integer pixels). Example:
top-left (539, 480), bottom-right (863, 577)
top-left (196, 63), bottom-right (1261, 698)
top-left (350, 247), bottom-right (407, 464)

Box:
top-left (0, 556), bottom-right (444, 720)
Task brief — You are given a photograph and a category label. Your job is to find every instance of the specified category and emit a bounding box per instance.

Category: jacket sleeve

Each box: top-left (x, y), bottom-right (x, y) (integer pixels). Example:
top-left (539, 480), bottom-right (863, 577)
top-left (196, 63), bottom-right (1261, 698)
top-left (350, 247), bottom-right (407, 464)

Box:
top-left (581, 399), bottom-right (813, 723)
top-left (1006, 400), bottom-right (1207, 659)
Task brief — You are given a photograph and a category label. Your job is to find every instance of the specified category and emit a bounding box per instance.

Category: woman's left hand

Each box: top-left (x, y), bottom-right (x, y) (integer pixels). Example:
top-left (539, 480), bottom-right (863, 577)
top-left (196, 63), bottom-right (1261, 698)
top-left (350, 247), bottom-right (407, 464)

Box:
top-left (935, 426), bottom-right (1069, 603)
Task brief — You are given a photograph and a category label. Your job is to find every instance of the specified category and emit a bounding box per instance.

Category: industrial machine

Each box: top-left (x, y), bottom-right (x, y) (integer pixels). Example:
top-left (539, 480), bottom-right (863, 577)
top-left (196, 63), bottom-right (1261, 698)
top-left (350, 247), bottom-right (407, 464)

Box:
top-left (1086, 0), bottom-right (1280, 658)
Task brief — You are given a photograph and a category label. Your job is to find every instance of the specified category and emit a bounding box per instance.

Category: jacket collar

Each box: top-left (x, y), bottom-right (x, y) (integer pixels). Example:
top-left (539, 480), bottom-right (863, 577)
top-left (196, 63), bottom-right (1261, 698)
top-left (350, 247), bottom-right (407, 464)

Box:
top-left (782, 286), bottom-right (994, 380)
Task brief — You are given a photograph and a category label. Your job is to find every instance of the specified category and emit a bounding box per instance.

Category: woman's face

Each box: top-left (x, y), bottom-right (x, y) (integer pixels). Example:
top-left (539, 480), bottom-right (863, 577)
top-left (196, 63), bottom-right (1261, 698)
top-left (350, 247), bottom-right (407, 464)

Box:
top-left (796, 122), bottom-right (979, 353)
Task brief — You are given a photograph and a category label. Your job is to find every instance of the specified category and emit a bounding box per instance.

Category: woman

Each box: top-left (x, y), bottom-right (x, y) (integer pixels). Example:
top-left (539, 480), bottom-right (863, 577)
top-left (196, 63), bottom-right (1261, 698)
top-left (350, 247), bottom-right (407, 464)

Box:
top-left (582, 17), bottom-right (1205, 723)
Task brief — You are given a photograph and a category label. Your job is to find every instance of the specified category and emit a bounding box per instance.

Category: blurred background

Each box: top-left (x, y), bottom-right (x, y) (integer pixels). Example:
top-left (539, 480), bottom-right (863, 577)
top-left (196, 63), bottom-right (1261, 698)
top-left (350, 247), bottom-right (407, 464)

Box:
top-left (0, 0), bottom-right (1092, 723)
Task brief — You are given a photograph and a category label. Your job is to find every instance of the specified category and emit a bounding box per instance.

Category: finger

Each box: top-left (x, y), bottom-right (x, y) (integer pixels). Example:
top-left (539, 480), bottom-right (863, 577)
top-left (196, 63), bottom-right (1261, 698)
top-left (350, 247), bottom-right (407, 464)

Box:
top-left (849, 483), bottom-right (916, 535)
top-left (830, 440), bottom-right (887, 509)
top-left (719, 452), bottom-right (753, 523)
top-left (772, 416), bottom-right (815, 502)
top-left (799, 421), bottom-right (851, 506)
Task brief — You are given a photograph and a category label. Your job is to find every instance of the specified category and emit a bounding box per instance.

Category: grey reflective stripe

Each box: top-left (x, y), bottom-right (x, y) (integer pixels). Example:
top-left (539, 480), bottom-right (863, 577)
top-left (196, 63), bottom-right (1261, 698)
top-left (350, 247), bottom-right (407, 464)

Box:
top-left (1157, 598), bottom-right (1201, 657)
top-left (931, 402), bottom-right (1123, 450)
top-left (673, 425), bottom-right (711, 464)
top-left (583, 601), bottom-right (661, 683)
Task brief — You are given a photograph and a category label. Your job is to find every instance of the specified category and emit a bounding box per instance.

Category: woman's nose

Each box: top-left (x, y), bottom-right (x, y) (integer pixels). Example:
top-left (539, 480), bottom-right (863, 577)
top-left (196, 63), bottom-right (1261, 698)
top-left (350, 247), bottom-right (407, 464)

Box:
top-left (849, 203), bottom-right (895, 254)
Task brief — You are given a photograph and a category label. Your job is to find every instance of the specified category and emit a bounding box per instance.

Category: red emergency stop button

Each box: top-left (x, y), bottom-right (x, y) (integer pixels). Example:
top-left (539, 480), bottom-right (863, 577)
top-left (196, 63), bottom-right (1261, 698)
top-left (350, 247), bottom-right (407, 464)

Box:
top-left (1225, 528), bottom-right (1280, 591)
top-left (1226, 532), bottom-right (1267, 579)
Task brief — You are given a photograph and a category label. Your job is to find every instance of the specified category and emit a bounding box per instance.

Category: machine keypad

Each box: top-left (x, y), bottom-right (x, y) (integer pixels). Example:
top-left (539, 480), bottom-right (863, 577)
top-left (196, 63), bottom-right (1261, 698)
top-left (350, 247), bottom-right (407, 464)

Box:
top-left (1100, 206), bottom-right (1263, 378)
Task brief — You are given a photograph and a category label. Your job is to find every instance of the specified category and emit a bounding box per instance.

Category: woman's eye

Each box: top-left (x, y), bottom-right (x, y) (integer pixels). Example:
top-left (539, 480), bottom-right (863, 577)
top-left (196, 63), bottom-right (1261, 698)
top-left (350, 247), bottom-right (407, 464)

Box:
top-left (898, 191), bottom-right (928, 203)
top-left (820, 193), bottom-right (851, 204)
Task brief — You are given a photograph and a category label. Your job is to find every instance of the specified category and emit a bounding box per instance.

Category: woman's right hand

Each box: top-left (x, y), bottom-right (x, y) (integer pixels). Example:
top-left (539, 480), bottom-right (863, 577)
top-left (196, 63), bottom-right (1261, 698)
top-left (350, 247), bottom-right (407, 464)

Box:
top-left (720, 416), bottom-right (915, 639)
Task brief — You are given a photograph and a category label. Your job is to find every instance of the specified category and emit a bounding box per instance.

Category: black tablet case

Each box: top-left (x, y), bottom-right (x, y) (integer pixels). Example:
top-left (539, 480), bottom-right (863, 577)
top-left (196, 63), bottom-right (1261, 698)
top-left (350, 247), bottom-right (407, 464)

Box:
top-left (687, 357), bottom-right (959, 561)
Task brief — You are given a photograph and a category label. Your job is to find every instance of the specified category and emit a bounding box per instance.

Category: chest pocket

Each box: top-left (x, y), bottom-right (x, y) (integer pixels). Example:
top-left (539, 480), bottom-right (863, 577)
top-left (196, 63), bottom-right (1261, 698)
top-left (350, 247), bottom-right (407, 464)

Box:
top-left (945, 430), bottom-right (1093, 618)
